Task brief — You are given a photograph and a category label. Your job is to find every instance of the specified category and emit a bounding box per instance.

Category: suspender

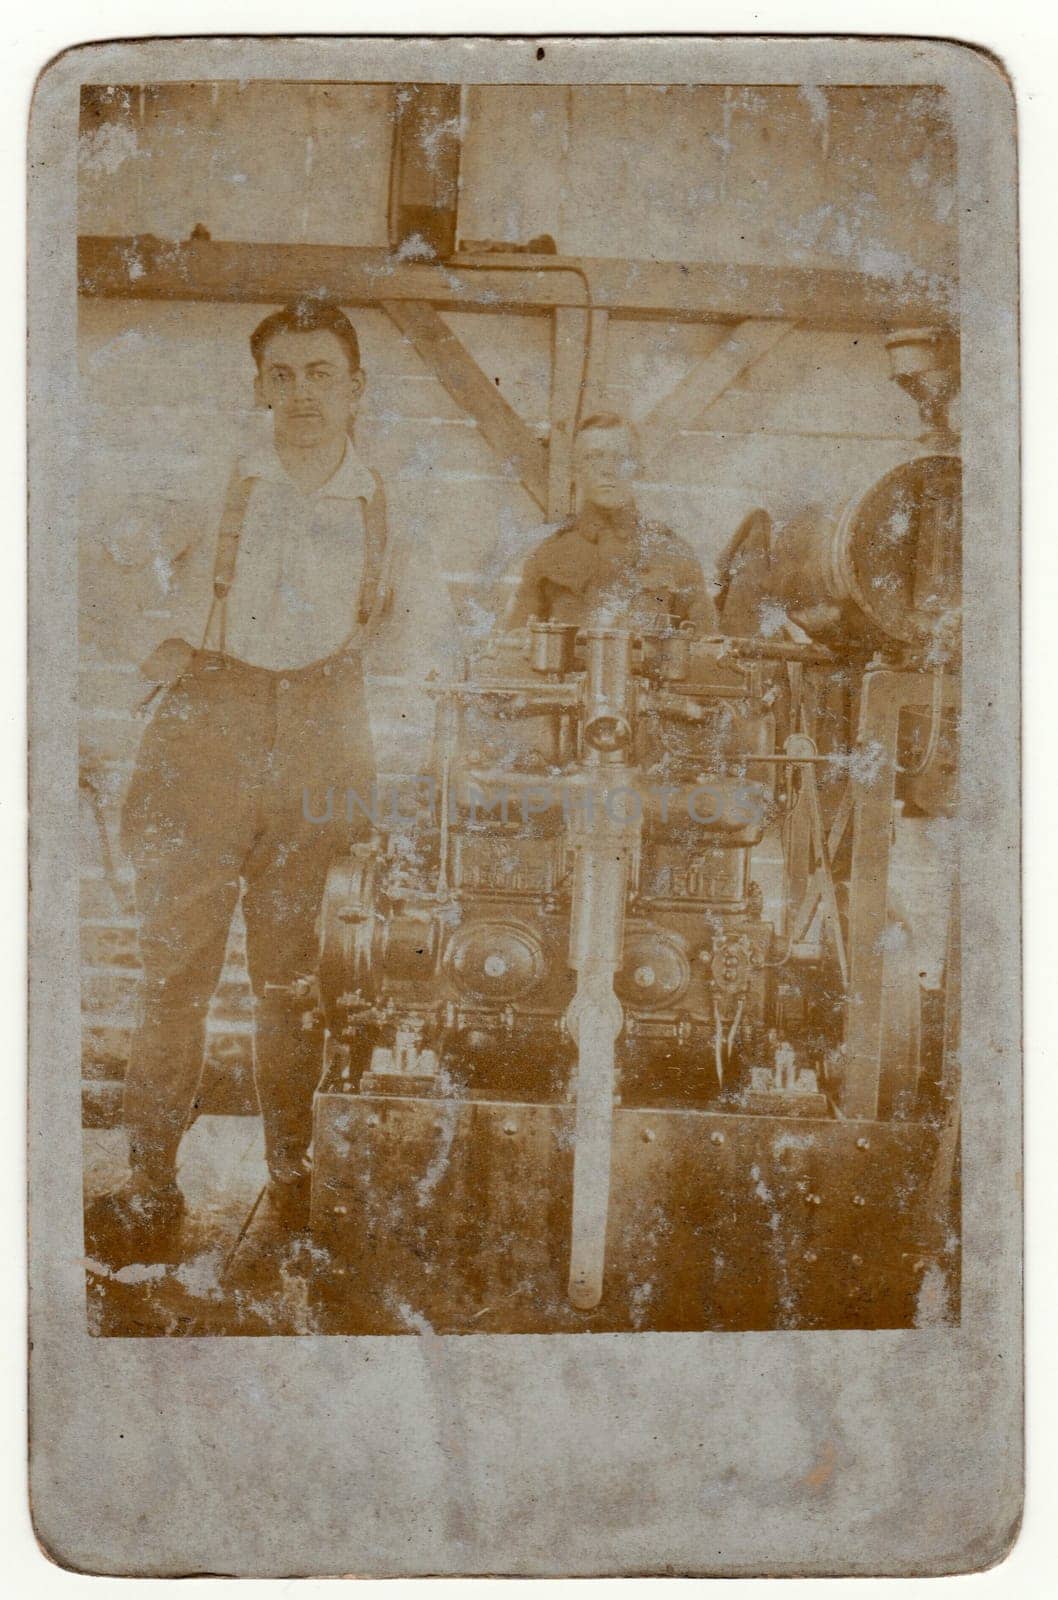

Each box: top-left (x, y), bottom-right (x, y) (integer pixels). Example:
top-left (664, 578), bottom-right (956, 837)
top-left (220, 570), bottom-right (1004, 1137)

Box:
top-left (358, 468), bottom-right (391, 626)
top-left (202, 471), bottom-right (257, 653)
top-left (203, 460), bottom-right (391, 653)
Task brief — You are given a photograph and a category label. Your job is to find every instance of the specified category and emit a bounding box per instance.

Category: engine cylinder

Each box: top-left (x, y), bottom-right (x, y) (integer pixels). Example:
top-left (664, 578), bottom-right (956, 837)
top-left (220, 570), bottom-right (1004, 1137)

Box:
top-left (765, 453), bottom-right (961, 653)
top-left (445, 919), bottom-right (546, 1002)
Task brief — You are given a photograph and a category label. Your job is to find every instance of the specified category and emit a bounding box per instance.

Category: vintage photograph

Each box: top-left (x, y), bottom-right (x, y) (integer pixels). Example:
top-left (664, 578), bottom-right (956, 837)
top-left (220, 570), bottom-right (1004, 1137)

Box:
top-left (76, 73), bottom-right (962, 1337)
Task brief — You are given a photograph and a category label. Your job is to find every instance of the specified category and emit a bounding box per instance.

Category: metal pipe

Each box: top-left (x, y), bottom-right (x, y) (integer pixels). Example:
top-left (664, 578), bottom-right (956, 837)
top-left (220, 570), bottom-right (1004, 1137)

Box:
top-left (565, 977), bottom-right (624, 1311)
top-left (564, 787), bottom-right (636, 1311)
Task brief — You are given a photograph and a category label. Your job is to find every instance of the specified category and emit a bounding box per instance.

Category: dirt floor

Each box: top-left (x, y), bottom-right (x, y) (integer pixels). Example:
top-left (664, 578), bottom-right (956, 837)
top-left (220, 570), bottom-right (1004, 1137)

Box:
top-left (82, 1115), bottom-right (329, 1336)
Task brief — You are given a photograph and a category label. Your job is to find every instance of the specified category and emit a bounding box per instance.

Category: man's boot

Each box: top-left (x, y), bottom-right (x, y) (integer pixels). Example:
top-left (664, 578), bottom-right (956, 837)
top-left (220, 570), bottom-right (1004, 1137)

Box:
top-left (85, 1169), bottom-right (187, 1264)
top-left (254, 993), bottom-right (321, 1242)
top-left (265, 1167), bottom-right (312, 1234)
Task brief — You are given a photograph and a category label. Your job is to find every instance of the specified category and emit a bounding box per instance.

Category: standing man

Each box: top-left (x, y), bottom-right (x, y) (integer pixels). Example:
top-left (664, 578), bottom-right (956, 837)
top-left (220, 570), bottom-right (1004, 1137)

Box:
top-left (93, 297), bottom-right (453, 1247)
top-left (505, 412), bottom-right (717, 631)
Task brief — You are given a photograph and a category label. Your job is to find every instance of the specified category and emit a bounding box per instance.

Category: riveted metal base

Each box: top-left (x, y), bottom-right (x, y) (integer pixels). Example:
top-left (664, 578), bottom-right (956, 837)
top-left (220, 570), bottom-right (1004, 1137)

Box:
top-left (310, 1081), bottom-right (958, 1334)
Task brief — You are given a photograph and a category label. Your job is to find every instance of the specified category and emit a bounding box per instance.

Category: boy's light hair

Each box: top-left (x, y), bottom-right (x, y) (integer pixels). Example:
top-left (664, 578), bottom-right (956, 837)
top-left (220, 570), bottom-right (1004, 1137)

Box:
top-left (574, 412), bottom-right (640, 455)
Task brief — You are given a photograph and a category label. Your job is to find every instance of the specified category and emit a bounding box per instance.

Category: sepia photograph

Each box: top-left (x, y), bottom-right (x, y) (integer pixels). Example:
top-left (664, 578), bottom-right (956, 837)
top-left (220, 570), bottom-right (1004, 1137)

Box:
top-left (73, 70), bottom-right (965, 1338)
top-left (25, 31), bottom-right (1023, 1578)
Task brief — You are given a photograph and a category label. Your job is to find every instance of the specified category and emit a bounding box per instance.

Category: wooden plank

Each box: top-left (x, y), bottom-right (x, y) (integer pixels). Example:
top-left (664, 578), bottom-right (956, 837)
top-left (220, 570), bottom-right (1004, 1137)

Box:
top-left (387, 84), bottom-right (462, 260)
top-left (383, 299), bottom-right (549, 511)
top-left (843, 668), bottom-right (961, 1121)
top-left (547, 307), bottom-right (609, 518)
top-left (584, 309), bottom-right (609, 412)
top-left (637, 320), bottom-right (796, 466)
top-left (547, 309), bottom-right (582, 520)
top-left (77, 236), bottom-right (956, 329)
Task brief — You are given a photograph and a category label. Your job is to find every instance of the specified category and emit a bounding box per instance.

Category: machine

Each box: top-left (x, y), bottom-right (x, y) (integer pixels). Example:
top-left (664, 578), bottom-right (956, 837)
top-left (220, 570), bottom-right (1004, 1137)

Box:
top-left (308, 333), bottom-right (962, 1335)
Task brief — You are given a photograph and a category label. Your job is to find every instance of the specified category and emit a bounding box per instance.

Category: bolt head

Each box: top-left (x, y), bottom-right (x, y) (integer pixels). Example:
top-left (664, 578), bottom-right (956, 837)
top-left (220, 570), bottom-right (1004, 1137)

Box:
top-left (853, 1194), bottom-right (866, 1206)
top-left (710, 1131), bottom-right (725, 1146)
top-left (642, 1128), bottom-right (656, 1143)
top-left (502, 1120), bottom-right (518, 1136)
top-left (856, 1136), bottom-right (870, 1150)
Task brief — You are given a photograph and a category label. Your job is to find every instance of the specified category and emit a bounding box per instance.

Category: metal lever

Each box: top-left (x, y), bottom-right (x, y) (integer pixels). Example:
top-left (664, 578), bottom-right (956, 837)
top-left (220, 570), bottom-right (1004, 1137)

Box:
top-left (565, 976), bottom-right (624, 1310)
top-left (564, 808), bottom-right (634, 1311)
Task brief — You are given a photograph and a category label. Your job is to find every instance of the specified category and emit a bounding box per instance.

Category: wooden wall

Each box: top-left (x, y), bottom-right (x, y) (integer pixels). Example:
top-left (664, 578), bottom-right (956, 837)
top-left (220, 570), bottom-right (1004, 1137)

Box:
top-left (80, 82), bottom-right (956, 275)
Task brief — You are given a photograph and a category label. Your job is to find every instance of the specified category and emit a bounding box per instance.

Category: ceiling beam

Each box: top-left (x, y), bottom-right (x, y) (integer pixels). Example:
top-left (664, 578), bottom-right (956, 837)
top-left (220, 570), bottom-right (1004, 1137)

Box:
top-left (77, 236), bottom-right (956, 330)
top-left (388, 84), bottom-right (462, 261)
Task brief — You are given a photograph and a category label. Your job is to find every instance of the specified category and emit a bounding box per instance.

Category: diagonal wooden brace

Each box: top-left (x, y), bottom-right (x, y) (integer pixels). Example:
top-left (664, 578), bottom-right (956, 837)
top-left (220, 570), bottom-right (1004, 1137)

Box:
top-left (383, 298), bottom-right (550, 510)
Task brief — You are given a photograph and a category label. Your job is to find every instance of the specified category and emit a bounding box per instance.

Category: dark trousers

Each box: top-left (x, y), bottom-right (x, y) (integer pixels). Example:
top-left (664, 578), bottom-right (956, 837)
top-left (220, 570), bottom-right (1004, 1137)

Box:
top-left (120, 648), bottom-right (375, 1185)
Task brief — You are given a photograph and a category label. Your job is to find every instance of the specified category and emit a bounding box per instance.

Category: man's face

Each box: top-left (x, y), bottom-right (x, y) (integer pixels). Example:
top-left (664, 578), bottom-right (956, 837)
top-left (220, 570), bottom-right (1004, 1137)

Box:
top-left (255, 327), bottom-right (365, 449)
top-left (573, 424), bottom-right (638, 512)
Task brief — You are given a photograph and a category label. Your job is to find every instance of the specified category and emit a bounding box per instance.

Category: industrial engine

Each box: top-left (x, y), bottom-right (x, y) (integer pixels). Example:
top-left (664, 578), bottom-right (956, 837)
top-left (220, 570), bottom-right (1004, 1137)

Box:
top-left (309, 425), bottom-right (962, 1335)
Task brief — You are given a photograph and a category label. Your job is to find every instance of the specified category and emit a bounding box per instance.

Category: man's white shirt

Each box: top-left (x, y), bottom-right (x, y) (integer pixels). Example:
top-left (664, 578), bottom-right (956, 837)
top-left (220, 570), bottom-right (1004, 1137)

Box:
top-left (212, 437), bottom-right (378, 671)
top-left (187, 435), bottom-right (461, 772)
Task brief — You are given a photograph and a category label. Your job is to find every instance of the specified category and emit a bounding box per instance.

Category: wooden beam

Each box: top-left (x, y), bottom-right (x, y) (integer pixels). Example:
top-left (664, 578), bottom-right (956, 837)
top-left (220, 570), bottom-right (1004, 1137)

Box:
top-left (383, 299), bottom-right (549, 512)
top-left (843, 668), bottom-right (961, 1120)
top-left (388, 84), bottom-right (462, 261)
top-left (637, 320), bottom-right (797, 467)
top-left (77, 236), bottom-right (956, 330)
top-left (547, 307), bottom-right (609, 518)
top-left (583, 309), bottom-right (609, 413)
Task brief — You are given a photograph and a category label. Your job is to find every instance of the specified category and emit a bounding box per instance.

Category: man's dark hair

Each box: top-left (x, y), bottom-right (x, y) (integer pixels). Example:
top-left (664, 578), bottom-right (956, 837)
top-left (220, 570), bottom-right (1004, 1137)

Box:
top-left (250, 298), bottom-right (362, 375)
